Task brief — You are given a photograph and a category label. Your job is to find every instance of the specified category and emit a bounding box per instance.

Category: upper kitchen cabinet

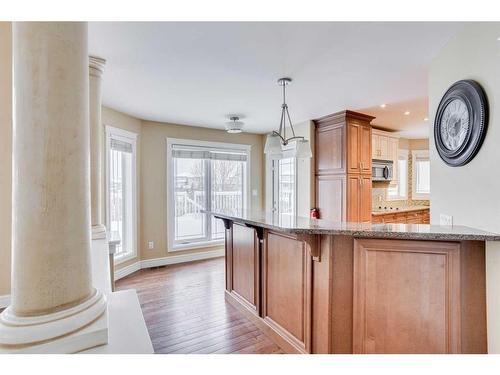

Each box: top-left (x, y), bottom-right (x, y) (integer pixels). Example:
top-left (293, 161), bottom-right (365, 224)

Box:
top-left (315, 111), bottom-right (375, 176)
top-left (372, 129), bottom-right (399, 161)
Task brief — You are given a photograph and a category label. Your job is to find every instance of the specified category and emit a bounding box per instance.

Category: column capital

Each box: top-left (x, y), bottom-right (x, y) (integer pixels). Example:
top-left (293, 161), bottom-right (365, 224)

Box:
top-left (89, 55), bottom-right (106, 77)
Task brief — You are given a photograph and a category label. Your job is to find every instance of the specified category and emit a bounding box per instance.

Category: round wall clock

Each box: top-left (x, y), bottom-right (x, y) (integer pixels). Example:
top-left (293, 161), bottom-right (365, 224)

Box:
top-left (434, 80), bottom-right (488, 167)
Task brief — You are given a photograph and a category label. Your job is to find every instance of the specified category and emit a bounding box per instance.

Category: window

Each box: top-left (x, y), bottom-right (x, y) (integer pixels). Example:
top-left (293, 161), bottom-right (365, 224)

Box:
top-left (272, 158), bottom-right (296, 215)
top-left (106, 126), bottom-right (138, 263)
top-left (387, 150), bottom-right (408, 200)
top-left (168, 139), bottom-right (250, 250)
top-left (412, 150), bottom-right (430, 200)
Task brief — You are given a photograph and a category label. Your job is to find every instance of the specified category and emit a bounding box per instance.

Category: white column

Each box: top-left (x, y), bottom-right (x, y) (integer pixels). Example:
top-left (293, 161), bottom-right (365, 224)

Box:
top-left (89, 56), bottom-right (106, 239)
top-left (0, 22), bottom-right (108, 353)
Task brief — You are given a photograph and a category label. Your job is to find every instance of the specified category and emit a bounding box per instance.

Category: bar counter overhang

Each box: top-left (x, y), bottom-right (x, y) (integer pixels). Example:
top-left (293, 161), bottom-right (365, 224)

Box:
top-left (209, 209), bottom-right (500, 354)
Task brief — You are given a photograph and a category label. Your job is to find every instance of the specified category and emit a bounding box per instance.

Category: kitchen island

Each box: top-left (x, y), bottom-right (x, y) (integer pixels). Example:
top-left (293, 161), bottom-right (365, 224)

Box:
top-left (210, 209), bottom-right (500, 354)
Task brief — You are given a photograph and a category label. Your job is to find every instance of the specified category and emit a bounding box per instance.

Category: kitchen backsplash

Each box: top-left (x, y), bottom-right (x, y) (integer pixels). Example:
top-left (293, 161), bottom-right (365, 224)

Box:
top-left (372, 150), bottom-right (430, 209)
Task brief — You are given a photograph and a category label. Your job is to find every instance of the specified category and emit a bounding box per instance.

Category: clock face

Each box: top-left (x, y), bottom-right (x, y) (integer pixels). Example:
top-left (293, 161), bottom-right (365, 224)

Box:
top-left (439, 98), bottom-right (469, 151)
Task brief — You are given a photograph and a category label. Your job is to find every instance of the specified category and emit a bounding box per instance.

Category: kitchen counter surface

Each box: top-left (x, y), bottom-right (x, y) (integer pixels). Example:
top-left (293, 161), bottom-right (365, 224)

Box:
top-left (372, 205), bottom-right (430, 216)
top-left (209, 209), bottom-right (500, 241)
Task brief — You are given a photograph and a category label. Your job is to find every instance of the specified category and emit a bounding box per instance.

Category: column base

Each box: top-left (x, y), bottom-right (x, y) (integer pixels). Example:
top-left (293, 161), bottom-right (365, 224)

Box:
top-left (0, 289), bottom-right (108, 353)
top-left (92, 224), bottom-right (107, 240)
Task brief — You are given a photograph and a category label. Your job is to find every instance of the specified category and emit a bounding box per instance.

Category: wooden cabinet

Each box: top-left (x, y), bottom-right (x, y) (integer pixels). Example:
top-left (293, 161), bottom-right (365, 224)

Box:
top-left (228, 223), bottom-right (260, 315)
top-left (348, 175), bottom-right (372, 222)
top-left (372, 208), bottom-right (430, 224)
top-left (314, 110), bottom-right (375, 222)
top-left (353, 239), bottom-right (462, 353)
top-left (372, 129), bottom-right (400, 183)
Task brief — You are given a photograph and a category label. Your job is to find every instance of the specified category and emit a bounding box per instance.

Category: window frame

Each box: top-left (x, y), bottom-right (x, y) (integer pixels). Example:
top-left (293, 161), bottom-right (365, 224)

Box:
top-left (166, 138), bottom-right (251, 252)
top-left (412, 149), bottom-right (430, 200)
top-left (105, 125), bottom-right (138, 265)
top-left (387, 149), bottom-right (409, 201)
top-left (270, 156), bottom-right (298, 215)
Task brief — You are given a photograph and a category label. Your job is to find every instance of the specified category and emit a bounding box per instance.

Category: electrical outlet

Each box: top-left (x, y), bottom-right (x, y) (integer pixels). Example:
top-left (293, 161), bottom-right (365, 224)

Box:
top-left (439, 214), bottom-right (453, 226)
top-left (148, 241), bottom-right (154, 250)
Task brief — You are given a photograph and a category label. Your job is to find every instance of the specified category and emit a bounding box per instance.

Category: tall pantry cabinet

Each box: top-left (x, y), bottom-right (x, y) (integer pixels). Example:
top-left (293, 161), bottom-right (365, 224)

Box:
top-left (314, 110), bottom-right (374, 222)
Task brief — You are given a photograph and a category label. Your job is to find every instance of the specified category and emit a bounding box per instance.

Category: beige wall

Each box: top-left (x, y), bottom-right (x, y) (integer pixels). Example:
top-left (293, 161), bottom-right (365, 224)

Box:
top-left (140, 120), bottom-right (264, 261)
top-left (429, 23), bottom-right (500, 352)
top-left (0, 22), bottom-right (12, 297)
top-left (102, 107), bottom-right (142, 270)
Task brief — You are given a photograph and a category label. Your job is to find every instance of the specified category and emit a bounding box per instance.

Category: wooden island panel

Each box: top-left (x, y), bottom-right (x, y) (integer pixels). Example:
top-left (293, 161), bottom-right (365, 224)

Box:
top-left (353, 239), bottom-right (461, 353)
top-left (229, 223), bottom-right (260, 315)
top-left (262, 231), bottom-right (312, 353)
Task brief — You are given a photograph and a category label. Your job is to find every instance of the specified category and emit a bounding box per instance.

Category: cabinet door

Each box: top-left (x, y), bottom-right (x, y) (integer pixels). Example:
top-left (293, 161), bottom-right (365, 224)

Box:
top-left (372, 134), bottom-right (380, 159)
top-left (360, 126), bottom-right (372, 174)
top-left (231, 223), bottom-right (260, 315)
top-left (360, 175), bottom-right (372, 222)
top-left (347, 123), bottom-right (361, 174)
top-left (389, 137), bottom-right (399, 181)
top-left (353, 239), bottom-right (461, 353)
top-left (347, 175), bottom-right (360, 222)
top-left (379, 135), bottom-right (389, 160)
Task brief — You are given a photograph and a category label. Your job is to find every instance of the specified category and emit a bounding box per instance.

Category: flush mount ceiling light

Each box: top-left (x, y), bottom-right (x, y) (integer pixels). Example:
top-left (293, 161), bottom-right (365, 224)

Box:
top-left (264, 78), bottom-right (312, 159)
top-left (380, 104), bottom-right (387, 108)
top-left (404, 111), bottom-right (411, 116)
top-left (225, 116), bottom-right (244, 134)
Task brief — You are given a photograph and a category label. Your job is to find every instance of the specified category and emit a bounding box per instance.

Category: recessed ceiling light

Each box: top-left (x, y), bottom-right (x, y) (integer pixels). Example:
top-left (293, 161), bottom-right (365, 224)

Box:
top-left (497, 36), bottom-right (500, 41)
top-left (423, 117), bottom-right (429, 122)
top-left (404, 111), bottom-right (410, 116)
top-left (380, 104), bottom-right (387, 108)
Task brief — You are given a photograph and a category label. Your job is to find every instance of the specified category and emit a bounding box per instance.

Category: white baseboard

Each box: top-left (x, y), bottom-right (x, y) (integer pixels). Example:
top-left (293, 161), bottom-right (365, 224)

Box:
top-left (114, 261), bottom-right (141, 281)
top-left (114, 248), bottom-right (225, 281)
top-left (0, 294), bottom-right (11, 309)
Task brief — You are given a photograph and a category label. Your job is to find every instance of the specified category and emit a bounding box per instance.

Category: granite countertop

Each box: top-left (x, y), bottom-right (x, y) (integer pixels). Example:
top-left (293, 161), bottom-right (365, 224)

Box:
top-left (372, 205), bottom-right (430, 216)
top-left (207, 209), bottom-right (500, 241)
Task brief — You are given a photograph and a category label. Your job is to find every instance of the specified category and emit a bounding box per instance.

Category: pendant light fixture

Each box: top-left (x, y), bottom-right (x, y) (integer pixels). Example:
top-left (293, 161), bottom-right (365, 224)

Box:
top-left (264, 77), bottom-right (312, 159)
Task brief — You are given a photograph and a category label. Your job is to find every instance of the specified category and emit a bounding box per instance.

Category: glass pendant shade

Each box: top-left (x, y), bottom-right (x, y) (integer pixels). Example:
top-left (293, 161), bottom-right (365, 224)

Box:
top-left (264, 133), bottom-right (282, 155)
top-left (295, 139), bottom-right (312, 159)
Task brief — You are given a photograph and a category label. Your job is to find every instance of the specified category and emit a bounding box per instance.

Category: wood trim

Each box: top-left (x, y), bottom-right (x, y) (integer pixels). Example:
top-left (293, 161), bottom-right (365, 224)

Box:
top-left (353, 239), bottom-right (461, 354)
top-left (459, 241), bottom-right (487, 353)
top-left (314, 110), bottom-right (375, 127)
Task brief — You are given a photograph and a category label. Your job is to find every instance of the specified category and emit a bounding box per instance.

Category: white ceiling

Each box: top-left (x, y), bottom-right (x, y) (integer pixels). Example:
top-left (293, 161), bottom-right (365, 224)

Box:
top-left (89, 22), bottom-right (464, 139)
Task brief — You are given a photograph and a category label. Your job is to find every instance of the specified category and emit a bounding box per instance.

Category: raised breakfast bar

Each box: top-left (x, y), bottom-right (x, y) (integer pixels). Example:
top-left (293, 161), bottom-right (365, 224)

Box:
top-left (210, 209), bottom-right (500, 354)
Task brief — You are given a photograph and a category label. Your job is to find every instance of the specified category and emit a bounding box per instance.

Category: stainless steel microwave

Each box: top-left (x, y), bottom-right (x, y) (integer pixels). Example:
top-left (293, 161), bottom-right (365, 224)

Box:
top-left (372, 159), bottom-right (393, 182)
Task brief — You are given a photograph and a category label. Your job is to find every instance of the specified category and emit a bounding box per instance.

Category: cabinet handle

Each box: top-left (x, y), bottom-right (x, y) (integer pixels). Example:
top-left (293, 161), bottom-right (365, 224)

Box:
top-left (359, 162), bottom-right (363, 170)
top-left (359, 178), bottom-right (362, 187)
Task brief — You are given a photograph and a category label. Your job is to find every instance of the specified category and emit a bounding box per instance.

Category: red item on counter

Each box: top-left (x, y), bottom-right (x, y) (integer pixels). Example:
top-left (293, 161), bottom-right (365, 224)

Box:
top-left (310, 208), bottom-right (319, 219)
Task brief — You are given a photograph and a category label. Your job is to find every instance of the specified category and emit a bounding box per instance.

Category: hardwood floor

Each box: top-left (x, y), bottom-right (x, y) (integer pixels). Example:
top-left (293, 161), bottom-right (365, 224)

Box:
top-left (116, 257), bottom-right (283, 354)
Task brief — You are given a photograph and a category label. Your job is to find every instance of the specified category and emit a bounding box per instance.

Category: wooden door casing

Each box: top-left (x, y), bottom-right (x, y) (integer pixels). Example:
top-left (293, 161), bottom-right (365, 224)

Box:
top-left (230, 223), bottom-right (260, 315)
top-left (262, 231), bottom-right (312, 353)
top-left (353, 239), bottom-right (461, 354)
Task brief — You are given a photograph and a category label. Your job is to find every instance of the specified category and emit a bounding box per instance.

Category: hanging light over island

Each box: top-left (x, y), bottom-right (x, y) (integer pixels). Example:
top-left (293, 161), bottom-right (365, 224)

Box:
top-left (264, 77), bottom-right (312, 159)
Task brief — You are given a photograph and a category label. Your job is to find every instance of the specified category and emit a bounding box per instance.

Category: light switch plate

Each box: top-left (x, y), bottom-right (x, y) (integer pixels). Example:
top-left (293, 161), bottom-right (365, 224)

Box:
top-left (252, 189), bottom-right (258, 197)
top-left (148, 241), bottom-right (154, 250)
top-left (439, 214), bottom-right (453, 226)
